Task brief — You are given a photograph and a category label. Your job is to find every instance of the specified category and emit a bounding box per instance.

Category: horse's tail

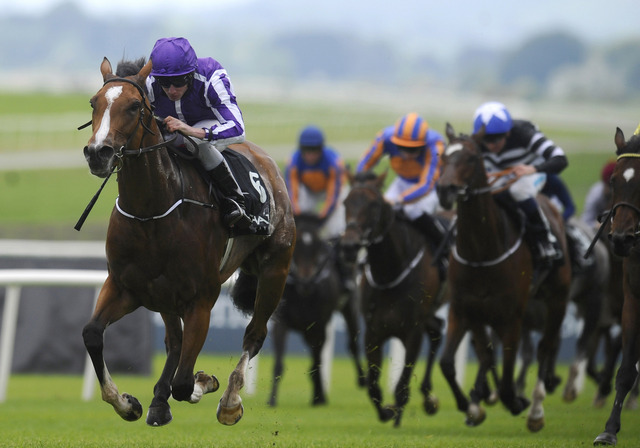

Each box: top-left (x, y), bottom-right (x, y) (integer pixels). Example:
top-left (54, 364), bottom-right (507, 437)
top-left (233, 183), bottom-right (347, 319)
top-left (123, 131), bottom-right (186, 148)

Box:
top-left (230, 270), bottom-right (258, 315)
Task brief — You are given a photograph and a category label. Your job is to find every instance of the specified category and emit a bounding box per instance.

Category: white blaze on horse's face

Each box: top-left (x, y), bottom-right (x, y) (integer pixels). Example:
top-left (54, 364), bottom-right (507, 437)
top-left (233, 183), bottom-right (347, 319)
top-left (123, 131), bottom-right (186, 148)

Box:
top-left (94, 86), bottom-right (123, 147)
top-left (623, 167), bottom-right (635, 183)
top-left (445, 143), bottom-right (463, 157)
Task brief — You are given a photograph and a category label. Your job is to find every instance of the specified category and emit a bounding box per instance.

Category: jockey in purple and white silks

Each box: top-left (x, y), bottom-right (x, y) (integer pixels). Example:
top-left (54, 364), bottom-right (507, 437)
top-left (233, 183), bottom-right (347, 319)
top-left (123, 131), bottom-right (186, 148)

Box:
top-left (472, 101), bottom-right (567, 266)
top-left (145, 36), bottom-right (250, 229)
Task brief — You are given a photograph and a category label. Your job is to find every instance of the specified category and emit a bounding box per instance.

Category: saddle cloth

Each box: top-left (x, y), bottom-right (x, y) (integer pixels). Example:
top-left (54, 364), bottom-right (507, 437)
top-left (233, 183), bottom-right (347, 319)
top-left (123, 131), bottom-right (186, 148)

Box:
top-left (221, 149), bottom-right (271, 237)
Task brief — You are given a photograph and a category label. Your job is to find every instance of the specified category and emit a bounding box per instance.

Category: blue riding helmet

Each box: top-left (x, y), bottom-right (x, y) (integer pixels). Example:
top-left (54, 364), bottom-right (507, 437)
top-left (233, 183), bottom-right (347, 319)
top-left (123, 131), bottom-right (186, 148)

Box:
top-left (150, 37), bottom-right (198, 77)
top-left (299, 126), bottom-right (325, 149)
top-left (472, 101), bottom-right (513, 135)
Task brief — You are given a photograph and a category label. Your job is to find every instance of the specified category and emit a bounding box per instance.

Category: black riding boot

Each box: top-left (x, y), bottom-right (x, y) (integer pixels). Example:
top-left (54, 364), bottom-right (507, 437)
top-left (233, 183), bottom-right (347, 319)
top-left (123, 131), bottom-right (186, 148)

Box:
top-left (519, 198), bottom-right (562, 267)
top-left (208, 163), bottom-right (251, 229)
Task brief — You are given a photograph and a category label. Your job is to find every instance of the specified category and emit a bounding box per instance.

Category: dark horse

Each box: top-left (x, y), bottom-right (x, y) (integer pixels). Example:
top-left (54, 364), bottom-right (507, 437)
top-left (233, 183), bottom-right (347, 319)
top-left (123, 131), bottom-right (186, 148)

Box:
top-left (514, 217), bottom-right (612, 402)
top-left (594, 127), bottom-right (640, 446)
top-left (80, 58), bottom-right (294, 426)
top-left (436, 124), bottom-right (571, 431)
top-left (267, 213), bottom-right (365, 406)
top-left (340, 170), bottom-right (445, 427)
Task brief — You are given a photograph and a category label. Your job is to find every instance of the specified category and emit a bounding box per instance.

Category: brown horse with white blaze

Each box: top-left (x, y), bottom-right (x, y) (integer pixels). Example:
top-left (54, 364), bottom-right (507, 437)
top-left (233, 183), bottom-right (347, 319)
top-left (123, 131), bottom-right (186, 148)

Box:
top-left (436, 123), bottom-right (571, 431)
top-left (81, 57), bottom-right (295, 426)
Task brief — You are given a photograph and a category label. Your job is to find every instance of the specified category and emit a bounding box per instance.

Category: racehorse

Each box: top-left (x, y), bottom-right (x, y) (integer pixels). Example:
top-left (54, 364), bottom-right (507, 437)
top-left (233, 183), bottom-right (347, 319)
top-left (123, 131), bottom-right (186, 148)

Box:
top-left (80, 57), bottom-right (295, 427)
top-left (267, 212), bottom-right (365, 407)
top-left (514, 217), bottom-right (612, 401)
top-left (436, 123), bottom-right (571, 431)
top-left (340, 169), bottom-right (445, 427)
top-left (594, 127), bottom-right (640, 446)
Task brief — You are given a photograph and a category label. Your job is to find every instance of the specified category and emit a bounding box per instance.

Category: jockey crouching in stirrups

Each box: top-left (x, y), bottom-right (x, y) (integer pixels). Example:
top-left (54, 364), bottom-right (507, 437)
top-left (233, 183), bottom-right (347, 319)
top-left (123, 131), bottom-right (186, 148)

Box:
top-left (472, 101), bottom-right (566, 268)
top-left (356, 112), bottom-right (448, 279)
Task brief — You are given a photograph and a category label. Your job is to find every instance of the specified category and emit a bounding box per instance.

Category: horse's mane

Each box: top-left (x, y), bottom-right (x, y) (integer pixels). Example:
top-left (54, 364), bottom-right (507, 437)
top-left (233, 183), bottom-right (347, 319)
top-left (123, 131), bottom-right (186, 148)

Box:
top-left (353, 170), bottom-right (378, 183)
top-left (115, 57), bottom-right (147, 77)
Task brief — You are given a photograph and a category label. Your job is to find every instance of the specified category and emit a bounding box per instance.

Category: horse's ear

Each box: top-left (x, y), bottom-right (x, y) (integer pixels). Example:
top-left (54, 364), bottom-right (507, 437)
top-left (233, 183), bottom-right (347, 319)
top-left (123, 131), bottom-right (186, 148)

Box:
top-left (376, 169), bottom-right (388, 188)
top-left (100, 57), bottom-right (114, 82)
top-left (472, 124), bottom-right (486, 146)
top-left (345, 164), bottom-right (355, 185)
top-left (445, 122), bottom-right (456, 142)
top-left (137, 59), bottom-right (153, 80)
top-left (614, 127), bottom-right (627, 155)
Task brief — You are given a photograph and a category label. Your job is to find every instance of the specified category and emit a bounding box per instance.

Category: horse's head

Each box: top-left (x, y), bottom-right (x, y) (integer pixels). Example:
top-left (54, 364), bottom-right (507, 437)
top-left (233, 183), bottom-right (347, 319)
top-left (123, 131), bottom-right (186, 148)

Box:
top-left (83, 57), bottom-right (154, 178)
top-left (436, 123), bottom-right (487, 210)
top-left (340, 169), bottom-right (390, 263)
top-left (607, 127), bottom-right (640, 256)
top-left (288, 212), bottom-right (334, 294)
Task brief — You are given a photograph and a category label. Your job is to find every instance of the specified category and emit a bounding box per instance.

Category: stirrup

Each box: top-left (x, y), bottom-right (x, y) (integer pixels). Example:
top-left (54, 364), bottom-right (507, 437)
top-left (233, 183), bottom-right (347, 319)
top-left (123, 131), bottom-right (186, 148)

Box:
top-left (223, 199), bottom-right (251, 228)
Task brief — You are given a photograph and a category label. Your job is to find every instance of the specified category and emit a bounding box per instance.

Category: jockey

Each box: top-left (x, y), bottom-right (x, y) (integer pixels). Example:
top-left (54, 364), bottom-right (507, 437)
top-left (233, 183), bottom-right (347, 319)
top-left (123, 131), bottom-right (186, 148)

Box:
top-left (357, 113), bottom-right (447, 264)
top-left (146, 36), bottom-right (250, 229)
top-left (285, 125), bottom-right (347, 240)
top-left (472, 101), bottom-right (566, 266)
top-left (581, 161), bottom-right (615, 229)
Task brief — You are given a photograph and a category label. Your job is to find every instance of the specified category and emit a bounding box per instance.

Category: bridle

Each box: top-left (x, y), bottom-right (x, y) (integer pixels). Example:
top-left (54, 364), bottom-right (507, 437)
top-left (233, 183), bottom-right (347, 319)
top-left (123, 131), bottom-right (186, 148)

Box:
top-left (585, 152), bottom-right (640, 257)
top-left (78, 77), bottom-right (178, 162)
top-left (344, 184), bottom-right (394, 247)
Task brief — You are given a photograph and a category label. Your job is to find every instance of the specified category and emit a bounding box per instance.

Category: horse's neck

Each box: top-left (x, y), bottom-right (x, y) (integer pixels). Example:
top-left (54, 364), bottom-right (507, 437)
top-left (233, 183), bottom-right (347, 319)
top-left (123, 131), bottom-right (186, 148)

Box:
top-left (366, 210), bottom-right (416, 280)
top-left (456, 192), bottom-right (510, 261)
top-left (117, 148), bottom-right (184, 216)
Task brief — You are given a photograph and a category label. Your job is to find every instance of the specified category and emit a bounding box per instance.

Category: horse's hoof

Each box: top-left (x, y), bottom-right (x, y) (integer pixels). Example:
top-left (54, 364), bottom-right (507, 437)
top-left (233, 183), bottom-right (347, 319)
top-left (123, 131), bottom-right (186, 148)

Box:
top-left (465, 404), bottom-right (486, 427)
top-left (510, 396), bottom-right (531, 416)
top-left (527, 416), bottom-right (545, 433)
top-left (424, 395), bottom-right (439, 415)
top-left (379, 405), bottom-right (397, 423)
top-left (119, 393), bottom-right (143, 422)
top-left (593, 431), bottom-right (617, 446)
top-left (563, 387), bottom-right (577, 403)
top-left (545, 375), bottom-right (562, 394)
top-left (485, 391), bottom-right (499, 406)
top-left (217, 401), bottom-right (244, 426)
top-left (195, 371), bottom-right (219, 394)
top-left (146, 403), bottom-right (173, 427)
top-left (593, 395), bottom-right (607, 409)
top-left (312, 395), bottom-right (327, 406)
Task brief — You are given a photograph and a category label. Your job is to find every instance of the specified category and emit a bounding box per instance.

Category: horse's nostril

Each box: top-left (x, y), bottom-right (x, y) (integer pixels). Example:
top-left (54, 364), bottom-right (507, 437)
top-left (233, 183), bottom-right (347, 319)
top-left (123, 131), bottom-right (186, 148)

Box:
top-left (98, 146), bottom-right (114, 161)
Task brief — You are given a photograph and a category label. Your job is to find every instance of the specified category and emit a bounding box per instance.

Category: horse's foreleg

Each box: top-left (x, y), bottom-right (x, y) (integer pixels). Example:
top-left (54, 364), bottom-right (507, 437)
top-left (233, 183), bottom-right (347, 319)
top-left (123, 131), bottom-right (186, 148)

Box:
top-left (172, 304), bottom-right (214, 402)
top-left (527, 297), bottom-right (565, 432)
top-left (306, 333), bottom-right (327, 406)
top-left (500, 323), bottom-right (530, 417)
top-left (82, 280), bottom-right (142, 422)
top-left (340, 297), bottom-right (366, 387)
top-left (146, 314), bottom-right (182, 426)
top-left (421, 316), bottom-right (443, 415)
top-left (439, 311), bottom-right (470, 415)
top-left (364, 336), bottom-right (392, 423)
top-left (390, 332), bottom-right (423, 427)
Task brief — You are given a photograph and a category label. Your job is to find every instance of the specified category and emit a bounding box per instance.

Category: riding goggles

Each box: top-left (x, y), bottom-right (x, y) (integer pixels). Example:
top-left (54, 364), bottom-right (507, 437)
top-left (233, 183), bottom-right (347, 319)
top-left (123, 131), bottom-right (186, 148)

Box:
top-left (156, 73), bottom-right (192, 88)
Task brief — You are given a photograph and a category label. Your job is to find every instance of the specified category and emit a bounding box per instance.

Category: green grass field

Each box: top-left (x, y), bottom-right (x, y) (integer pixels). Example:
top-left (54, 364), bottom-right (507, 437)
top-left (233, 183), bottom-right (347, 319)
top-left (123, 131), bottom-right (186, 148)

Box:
top-left (1, 354), bottom-right (638, 447)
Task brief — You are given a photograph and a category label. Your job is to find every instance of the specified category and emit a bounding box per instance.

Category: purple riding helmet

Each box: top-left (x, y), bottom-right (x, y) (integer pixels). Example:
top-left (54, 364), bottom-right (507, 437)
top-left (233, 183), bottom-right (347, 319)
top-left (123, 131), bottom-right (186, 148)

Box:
top-left (150, 37), bottom-right (198, 76)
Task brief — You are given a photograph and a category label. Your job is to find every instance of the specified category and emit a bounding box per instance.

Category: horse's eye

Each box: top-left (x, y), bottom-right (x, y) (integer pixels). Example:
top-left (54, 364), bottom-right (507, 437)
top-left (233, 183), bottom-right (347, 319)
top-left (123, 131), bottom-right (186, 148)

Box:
top-left (129, 101), bottom-right (141, 114)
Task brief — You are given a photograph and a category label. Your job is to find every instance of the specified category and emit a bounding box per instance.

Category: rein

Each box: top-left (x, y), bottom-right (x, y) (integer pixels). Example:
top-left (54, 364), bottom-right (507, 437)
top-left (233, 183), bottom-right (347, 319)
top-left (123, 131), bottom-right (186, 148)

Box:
top-left (584, 153), bottom-right (640, 257)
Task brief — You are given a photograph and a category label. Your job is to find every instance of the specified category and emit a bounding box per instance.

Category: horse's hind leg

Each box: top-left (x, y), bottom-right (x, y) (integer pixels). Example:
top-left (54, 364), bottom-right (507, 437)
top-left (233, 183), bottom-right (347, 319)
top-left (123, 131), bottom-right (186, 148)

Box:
top-left (82, 280), bottom-right (142, 422)
top-left (267, 319), bottom-right (287, 407)
top-left (218, 264), bottom-right (289, 425)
